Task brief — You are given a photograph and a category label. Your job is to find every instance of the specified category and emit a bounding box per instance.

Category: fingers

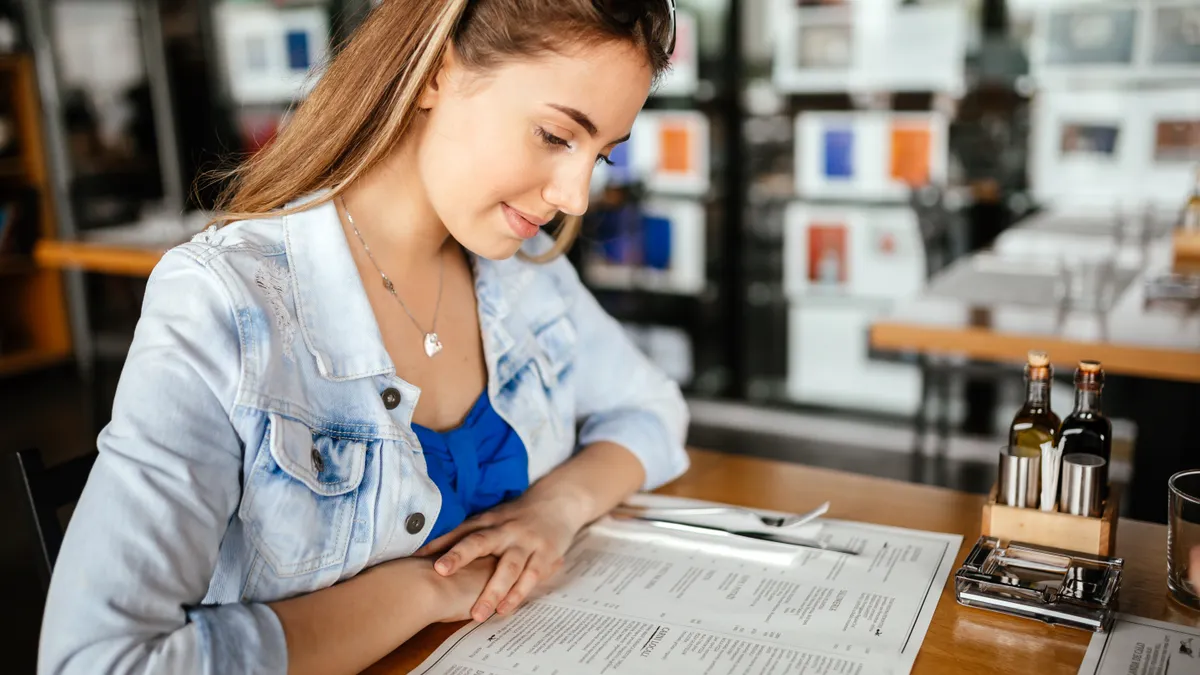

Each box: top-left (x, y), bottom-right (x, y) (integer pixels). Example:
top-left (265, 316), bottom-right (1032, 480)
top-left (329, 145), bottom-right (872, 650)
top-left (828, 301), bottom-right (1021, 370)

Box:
top-left (415, 515), bottom-right (496, 558)
top-left (472, 548), bottom-right (531, 622)
top-left (1191, 546), bottom-right (1200, 587)
top-left (436, 528), bottom-right (505, 576)
top-left (496, 555), bottom-right (562, 616)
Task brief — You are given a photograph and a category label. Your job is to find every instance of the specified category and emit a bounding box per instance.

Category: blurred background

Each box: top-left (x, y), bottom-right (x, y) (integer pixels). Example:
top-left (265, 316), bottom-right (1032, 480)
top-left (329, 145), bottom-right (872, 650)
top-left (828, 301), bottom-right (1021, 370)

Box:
top-left (0, 0), bottom-right (1197, 668)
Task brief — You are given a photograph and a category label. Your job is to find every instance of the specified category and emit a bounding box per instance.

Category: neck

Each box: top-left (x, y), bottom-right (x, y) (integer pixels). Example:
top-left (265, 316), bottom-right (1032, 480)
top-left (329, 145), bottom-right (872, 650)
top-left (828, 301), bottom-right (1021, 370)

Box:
top-left (1026, 378), bottom-right (1050, 408)
top-left (1074, 388), bottom-right (1101, 413)
top-left (339, 128), bottom-right (449, 275)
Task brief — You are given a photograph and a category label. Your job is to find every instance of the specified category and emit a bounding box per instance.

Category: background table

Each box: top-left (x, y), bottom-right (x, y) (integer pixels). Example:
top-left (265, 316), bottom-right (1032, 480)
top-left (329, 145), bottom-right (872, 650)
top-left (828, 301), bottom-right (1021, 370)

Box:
top-left (364, 448), bottom-right (1196, 675)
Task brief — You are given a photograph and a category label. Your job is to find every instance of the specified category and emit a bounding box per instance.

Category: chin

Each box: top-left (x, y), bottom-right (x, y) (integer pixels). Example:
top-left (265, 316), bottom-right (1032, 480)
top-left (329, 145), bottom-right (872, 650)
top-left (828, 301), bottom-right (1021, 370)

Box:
top-left (454, 232), bottom-right (525, 262)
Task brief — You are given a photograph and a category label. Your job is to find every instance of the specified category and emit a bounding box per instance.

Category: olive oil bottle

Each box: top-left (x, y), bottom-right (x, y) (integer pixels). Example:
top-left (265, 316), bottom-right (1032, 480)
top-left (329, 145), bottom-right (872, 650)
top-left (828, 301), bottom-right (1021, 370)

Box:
top-left (1008, 351), bottom-right (1061, 459)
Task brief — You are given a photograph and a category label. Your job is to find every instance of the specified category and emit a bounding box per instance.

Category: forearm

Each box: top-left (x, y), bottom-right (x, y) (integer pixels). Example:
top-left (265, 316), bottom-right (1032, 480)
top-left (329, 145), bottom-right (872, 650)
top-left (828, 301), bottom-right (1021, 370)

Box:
top-left (270, 558), bottom-right (446, 675)
top-left (527, 441), bottom-right (647, 529)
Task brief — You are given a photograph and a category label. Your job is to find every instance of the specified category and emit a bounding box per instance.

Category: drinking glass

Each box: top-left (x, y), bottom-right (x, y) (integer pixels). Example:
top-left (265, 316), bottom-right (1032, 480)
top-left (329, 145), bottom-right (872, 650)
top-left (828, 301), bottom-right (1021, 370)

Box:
top-left (1168, 469), bottom-right (1200, 610)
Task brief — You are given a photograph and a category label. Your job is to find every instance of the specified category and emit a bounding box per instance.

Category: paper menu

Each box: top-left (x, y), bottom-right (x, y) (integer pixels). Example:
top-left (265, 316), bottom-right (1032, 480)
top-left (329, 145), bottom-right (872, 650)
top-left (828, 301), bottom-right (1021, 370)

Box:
top-left (409, 512), bottom-right (962, 675)
top-left (1079, 614), bottom-right (1200, 675)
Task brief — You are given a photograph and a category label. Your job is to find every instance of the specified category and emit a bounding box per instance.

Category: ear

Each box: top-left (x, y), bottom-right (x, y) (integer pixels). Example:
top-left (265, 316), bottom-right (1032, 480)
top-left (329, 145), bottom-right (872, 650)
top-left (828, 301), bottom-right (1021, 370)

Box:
top-left (418, 44), bottom-right (460, 110)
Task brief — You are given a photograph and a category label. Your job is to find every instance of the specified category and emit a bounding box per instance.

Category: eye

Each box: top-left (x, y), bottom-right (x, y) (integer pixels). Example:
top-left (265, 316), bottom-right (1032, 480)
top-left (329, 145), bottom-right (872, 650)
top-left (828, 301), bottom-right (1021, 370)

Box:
top-left (596, 155), bottom-right (615, 166)
top-left (536, 127), bottom-right (573, 150)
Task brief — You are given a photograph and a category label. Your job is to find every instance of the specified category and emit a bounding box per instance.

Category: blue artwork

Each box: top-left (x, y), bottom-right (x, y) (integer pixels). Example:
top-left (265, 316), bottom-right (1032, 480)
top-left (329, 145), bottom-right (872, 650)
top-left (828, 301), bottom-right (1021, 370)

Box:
top-left (642, 214), bottom-right (672, 270)
top-left (823, 128), bottom-right (854, 179)
top-left (606, 142), bottom-right (635, 185)
top-left (286, 30), bottom-right (311, 70)
top-left (597, 205), bottom-right (640, 265)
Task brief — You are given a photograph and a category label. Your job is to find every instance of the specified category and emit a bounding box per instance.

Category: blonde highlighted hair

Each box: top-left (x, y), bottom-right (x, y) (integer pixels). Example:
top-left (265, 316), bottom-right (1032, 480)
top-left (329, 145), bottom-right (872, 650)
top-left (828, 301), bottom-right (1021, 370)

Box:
top-left (208, 0), bottom-right (674, 262)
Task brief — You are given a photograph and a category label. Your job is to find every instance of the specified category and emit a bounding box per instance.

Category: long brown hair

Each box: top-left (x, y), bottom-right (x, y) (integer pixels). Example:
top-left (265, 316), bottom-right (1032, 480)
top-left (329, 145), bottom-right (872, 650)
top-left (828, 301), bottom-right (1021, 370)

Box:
top-left (208, 0), bottom-right (674, 261)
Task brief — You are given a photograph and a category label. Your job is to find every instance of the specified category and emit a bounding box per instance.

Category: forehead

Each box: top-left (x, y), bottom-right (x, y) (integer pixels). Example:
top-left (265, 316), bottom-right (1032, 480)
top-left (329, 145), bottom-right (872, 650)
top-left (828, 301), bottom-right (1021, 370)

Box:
top-left (468, 42), bottom-right (653, 134)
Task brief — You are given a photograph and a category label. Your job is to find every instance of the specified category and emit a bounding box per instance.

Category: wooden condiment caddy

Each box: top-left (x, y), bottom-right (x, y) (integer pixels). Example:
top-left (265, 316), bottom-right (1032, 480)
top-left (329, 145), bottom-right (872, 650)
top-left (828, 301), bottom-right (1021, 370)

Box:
top-left (980, 484), bottom-right (1120, 556)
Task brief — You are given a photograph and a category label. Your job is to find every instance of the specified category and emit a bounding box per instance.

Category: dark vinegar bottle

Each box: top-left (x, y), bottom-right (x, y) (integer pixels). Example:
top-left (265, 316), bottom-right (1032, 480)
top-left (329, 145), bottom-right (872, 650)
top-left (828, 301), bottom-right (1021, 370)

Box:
top-left (1058, 360), bottom-right (1112, 494)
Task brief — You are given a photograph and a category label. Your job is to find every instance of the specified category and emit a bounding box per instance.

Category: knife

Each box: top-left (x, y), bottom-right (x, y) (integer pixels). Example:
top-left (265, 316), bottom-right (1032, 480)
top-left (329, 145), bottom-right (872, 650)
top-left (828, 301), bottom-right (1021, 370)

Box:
top-left (620, 516), bottom-right (860, 556)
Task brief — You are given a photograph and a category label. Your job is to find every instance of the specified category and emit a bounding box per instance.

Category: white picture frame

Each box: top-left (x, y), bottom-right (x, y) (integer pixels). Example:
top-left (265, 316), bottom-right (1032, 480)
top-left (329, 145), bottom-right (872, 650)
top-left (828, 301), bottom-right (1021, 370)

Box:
top-left (782, 202), bottom-right (925, 302)
top-left (630, 110), bottom-right (712, 196)
top-left (652, 11), bottom-right (700, 98)
top-left (213, 2), bottom-right (330, 106)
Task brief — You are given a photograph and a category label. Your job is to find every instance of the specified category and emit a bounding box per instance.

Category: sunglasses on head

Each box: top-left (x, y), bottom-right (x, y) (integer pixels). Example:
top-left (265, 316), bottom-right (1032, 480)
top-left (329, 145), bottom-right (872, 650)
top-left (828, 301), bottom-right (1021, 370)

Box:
top-left (592, 0), bottom-right (677, 56)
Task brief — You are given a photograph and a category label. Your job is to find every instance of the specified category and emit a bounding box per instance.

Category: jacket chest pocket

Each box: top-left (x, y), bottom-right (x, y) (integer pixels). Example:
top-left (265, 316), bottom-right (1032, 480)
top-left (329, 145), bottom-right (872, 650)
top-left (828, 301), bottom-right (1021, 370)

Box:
top-left (241, 414), bottom-right (368, 577)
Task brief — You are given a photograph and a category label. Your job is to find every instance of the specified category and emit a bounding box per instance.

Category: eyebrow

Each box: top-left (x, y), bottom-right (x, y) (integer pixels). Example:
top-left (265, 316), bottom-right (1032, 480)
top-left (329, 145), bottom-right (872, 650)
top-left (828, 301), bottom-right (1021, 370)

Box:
top-left (547, 103), bottom-right (632, 146)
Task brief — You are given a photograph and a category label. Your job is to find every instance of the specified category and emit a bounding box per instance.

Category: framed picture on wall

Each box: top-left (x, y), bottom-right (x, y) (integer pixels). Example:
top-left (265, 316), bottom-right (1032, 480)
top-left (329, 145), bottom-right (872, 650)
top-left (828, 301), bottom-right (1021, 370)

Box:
top-left (1153, 119), bottom-right (1200, 163)
top-left (1059, 122), bottom-right (1121, 159)
top-left (889, 122), bottom-right (933, 186)
top-left (632, 111), bottom-right (711, 196)
top-left (797, 23), bottom-right (853, 69)
top-left (772, 2), bottom-right (856, 93)
top-left (213, 1), bottom-right (330, 105)
top-left (652, 10), bottom-right (699, 97)
top-left (806, 223), bottom-right (848, 288)
top-left (822, 126), bottom-right (855, 180)
top-left (1045, 7), bottom-right (1138, 66)
top-left (1150, 6), bottom-right (1200, 66)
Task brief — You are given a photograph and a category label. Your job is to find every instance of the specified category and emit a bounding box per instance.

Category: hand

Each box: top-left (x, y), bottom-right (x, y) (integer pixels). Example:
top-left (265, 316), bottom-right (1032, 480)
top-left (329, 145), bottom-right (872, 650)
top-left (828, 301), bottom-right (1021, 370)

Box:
top-left (415, 494), bottom-right (584, 622)
top-left (423, 556), bottom-right (499, 623)
top-left (1191, 546), bottom-right (1200, 589)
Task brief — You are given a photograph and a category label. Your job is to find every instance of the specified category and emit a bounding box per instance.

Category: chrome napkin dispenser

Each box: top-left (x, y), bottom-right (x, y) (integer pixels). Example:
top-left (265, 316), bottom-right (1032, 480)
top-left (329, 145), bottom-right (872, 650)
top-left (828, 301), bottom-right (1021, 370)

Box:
top-left (954, 536), bottom-right (1123, 632)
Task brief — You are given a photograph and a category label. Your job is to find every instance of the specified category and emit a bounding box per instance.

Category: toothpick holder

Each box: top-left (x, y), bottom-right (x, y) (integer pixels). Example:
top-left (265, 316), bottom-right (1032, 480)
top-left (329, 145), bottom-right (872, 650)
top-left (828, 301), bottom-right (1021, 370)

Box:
top-left (980, 483), bottom-right (1120, 556)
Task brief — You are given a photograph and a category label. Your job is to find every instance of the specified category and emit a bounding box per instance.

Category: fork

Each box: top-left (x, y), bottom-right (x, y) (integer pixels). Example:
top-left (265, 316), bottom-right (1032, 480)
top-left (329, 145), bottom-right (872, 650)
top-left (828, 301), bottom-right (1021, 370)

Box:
top-left (614, 501), bottom-right (829, 529)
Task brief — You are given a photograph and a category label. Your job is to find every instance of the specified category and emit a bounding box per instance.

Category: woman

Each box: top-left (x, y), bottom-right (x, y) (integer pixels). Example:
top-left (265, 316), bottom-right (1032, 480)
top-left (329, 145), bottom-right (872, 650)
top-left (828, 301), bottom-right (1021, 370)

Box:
top-left (39, 2), bottom-right (687, 674)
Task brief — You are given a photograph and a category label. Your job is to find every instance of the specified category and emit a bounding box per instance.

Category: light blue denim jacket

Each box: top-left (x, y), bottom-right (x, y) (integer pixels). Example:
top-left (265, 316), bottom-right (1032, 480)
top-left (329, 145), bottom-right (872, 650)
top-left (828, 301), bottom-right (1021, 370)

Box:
top-left (38, 192), bottom-right (689, 675)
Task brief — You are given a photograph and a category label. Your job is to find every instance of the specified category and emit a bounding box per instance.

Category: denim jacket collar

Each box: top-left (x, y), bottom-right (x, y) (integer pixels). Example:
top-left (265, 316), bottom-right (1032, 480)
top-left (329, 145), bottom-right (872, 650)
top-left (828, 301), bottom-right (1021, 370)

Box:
top-left (283, 193), bottom-right (394, 381)
top-left (282, 191), bottom-right (524, 382)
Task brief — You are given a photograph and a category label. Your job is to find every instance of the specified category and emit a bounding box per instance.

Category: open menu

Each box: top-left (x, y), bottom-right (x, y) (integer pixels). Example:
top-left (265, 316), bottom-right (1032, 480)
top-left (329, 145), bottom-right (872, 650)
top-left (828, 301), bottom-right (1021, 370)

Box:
top-left (410, 500), bottom-right (962, 675)
top-left (1079, 614), bottom-right (1200, 675)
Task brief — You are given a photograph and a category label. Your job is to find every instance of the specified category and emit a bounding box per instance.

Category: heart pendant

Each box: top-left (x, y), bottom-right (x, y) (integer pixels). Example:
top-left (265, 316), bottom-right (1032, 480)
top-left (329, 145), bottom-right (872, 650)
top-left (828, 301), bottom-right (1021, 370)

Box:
top-left (423, 332), bottom-right (443, 358)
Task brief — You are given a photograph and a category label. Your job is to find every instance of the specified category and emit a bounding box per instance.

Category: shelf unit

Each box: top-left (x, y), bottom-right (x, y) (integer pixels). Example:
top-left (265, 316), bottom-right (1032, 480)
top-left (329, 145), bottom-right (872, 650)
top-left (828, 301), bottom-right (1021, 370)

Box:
top-left (0, 53), bottom-right (71, 377)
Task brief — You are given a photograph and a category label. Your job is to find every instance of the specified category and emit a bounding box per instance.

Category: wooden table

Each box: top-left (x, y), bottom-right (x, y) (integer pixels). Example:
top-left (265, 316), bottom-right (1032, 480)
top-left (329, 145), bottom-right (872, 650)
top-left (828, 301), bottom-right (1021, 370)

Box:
top-left (34, 239), bottom-right (165, 277)
top-left (364, 449), bottom-right (1197, 675)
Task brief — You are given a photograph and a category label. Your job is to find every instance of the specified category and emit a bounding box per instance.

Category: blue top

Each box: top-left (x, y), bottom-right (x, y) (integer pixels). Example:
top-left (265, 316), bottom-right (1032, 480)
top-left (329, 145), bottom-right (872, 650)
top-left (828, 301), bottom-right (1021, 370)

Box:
top-left (412, 392), bottom-right (530, 541)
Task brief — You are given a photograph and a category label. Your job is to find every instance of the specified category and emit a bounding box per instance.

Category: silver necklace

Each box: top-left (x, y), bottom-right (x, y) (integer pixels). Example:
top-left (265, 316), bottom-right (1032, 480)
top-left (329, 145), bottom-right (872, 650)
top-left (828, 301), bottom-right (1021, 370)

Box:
top-left (340, 196), bottom-right (445, 358)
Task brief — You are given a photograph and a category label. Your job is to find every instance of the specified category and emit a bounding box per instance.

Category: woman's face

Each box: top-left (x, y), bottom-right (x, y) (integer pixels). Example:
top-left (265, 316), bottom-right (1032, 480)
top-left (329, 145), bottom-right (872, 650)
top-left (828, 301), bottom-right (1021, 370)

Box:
top-left (416, 42), bottom-right (653, 260)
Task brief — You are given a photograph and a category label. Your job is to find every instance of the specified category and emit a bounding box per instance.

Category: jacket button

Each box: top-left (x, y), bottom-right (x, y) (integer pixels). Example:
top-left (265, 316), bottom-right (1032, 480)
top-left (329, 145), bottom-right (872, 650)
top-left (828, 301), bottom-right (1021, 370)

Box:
top-left (405, 512), bottom-right (426, 534)
top-left (381, 387), bottom-right (402, 410)
top-left (310, 445), bottom-right (325, 473)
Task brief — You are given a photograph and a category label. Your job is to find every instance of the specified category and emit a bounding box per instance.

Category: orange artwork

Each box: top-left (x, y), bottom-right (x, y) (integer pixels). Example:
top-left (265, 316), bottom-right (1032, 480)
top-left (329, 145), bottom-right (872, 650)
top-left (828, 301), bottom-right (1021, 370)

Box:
top-left (807, 223), bottom-right (848, 285)
top-left (659, 122), bottom-right (692, 174)
top-left (890, 124), bottom-right (932, 186)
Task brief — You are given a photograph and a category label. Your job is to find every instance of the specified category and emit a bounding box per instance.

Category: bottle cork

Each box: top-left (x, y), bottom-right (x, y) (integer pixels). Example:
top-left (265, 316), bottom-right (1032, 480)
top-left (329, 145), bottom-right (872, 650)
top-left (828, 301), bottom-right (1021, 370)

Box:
top-left (1079, 360), bottom-right (1102, 373)
top-left (1027, 351), bottom-right (1050, 367)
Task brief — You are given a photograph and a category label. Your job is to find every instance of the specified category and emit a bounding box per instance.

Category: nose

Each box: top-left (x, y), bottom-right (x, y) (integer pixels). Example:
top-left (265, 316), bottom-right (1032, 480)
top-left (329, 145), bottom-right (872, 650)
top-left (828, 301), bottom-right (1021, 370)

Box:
top-left (542, 161), bottom-right (592, 217)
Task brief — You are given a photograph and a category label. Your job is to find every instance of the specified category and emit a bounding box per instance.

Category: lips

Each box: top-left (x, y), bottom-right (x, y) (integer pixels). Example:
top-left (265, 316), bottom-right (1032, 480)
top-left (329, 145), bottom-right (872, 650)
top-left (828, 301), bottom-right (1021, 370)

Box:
top-left (502, 203), bottom-right (548, 240)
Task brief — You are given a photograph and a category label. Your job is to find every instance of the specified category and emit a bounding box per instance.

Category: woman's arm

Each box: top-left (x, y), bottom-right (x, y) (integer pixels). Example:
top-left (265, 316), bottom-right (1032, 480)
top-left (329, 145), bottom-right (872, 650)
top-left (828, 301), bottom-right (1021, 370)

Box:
top-left (39, 248), bottom-right (487, 675)
top-left (271, 556), bottom-right (496, 675)
top-left (553, 252), bottom-right (691, 490)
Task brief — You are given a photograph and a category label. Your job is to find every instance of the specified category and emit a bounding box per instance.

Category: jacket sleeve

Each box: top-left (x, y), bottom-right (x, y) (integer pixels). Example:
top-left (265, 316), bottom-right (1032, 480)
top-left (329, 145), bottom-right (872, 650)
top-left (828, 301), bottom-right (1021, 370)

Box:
top-left (38, 246), bottom-right (288, 675)
top-left (547, 255), bottom-right (690, 490)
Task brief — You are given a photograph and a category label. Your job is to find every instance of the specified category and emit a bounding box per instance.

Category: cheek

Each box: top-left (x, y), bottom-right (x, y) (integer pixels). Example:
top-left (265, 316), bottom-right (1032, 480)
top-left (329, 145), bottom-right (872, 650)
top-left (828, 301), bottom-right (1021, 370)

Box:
top-left (421, 116), bottom-right (549, 218)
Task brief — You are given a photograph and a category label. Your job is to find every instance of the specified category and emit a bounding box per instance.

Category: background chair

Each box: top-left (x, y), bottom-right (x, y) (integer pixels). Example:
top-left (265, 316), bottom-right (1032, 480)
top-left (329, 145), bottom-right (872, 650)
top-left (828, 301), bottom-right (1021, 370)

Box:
top-left (8, 447), bottom-right (97, 591)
